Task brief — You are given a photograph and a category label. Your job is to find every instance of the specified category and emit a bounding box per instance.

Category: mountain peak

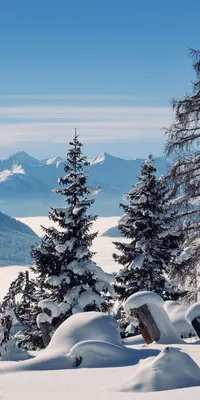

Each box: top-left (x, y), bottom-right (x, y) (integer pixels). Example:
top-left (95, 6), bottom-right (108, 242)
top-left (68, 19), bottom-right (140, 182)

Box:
top-left (89, 152), bottom-right (116, 165)
top-left (44, 156), bottom-right (64, 167)
top-left (9, 151), bottom-right (40, 165)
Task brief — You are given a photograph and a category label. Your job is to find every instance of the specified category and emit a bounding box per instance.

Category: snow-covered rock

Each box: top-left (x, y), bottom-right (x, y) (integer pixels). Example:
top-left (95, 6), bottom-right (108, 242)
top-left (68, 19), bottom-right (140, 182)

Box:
top-left (164, 300), bottom-right (195, 337)
top-left (117, 347), bottom-right (200, 392)
top-left (124, 291), bottom-right (183, 344)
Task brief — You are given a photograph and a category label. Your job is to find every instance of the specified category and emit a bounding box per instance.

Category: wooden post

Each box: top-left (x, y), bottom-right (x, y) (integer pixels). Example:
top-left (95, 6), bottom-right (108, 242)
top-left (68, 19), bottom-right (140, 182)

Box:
top-left (130, 304), bottom-right (160, 344)
top-left (191, 317), bottom-right (200, 338)
top-left (39, 307), bottom-right (52, 348)
top-left (39, 320), bottom-right (51, 348)
top-left (25, 270), bottom-right (29, 297)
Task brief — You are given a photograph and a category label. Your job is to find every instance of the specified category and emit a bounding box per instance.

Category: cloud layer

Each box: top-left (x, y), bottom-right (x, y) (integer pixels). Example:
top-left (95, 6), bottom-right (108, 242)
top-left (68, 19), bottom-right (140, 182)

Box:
top-left (0, 102), bottom-right (172, 146)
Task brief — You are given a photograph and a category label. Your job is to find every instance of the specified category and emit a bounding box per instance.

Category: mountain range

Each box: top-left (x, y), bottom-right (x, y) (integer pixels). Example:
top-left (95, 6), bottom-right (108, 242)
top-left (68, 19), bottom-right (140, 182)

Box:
top-left (0, 151), bottom-right (168, 217)
top-left (0, 211), bottom-right (39, 266)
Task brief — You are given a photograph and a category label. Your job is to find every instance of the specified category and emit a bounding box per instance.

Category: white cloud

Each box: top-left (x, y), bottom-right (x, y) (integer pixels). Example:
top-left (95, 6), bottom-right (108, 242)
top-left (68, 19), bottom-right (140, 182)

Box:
top-left (0, 104), bottom-right (172, 146)
top-left (0, 94), bottom-right (155, 101)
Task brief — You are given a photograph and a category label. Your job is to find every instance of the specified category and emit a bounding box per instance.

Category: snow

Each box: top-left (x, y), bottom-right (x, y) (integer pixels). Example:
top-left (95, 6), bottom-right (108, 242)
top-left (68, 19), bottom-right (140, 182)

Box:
top-left (0, 169), bottom-right (12, 182)
top-left (1, 310), bottom-right (200, 398)
top-left (2, 216), bottom-right (200, 398)
top-left (38, 300), bottom-right (59, 319)
top-left (89, 153), bottom-right (106, 165)
top-left (55, 244), bottom-right (68, 253)
top-left (36, 312), bottom-right (52, 328)
top-left (124, 291), bottom-right (164, 312)
top-left (124, 291), bottom-right (183, 344)
top-left (12, 164), bottom-right (25, 175)
top-left (87, 186), bottom-right (101, 195)
top-left (116, 347), bottom-right (200, 392)
top-left (186, 302), bottom-right (200, 323)
top-left (130, 254), bottom-right (145, 270)
top-left (44, 157), bottom-right (63, 167)
top-left (72, 205), bottom-right (84, 215)
top-left (46, 274), bottom-right (71, 287)
top-left (164, 300), bottom-right (195, 337)
top-left (44, 312), bottom-right (122, 355)
top-left (0, 165), bottom-right (25, 182)
top-left (1, 342), bottom-right (200, 399)
top-left (73, 289), bottom-right (105, 312)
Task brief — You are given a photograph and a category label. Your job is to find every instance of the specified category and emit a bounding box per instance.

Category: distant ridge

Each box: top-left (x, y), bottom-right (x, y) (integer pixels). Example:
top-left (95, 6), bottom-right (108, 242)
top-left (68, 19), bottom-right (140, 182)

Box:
top-left (0, 151), bottom-right (168, 217)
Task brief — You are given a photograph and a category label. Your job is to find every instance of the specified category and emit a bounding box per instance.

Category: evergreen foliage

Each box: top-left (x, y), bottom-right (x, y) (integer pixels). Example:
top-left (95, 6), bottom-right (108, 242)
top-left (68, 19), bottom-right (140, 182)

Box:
top-left (113, 155), bottom-right (181, 302)
top-left (0, 271), bottom-right (42, 351)
top-left (165, 49), bottom-right (200, 302)
top-left (22, 131), bottom-right (114, 348)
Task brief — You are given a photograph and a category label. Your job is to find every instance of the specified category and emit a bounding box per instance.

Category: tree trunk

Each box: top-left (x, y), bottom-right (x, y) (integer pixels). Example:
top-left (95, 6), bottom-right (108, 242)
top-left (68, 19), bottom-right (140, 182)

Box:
top-left (130, 304), bottom-right (160, 344)
top-left (191, 317), bottom-right (200, 339)
top-left (39, 322), bottom-right (51, 347)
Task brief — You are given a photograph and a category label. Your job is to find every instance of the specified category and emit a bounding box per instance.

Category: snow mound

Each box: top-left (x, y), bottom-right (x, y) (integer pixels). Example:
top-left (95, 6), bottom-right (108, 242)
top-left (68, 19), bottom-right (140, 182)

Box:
top-left (43, 312), bottom-right (122, 355)
top-left (69, 340), bottom-right (138, 368)
top-left (0, 312), bottom-right (161, 373)
top-left (117, 347), bottom-right (200, 392)
top-left (124, 291), bottom-right (164, 312)
top-left (164, 300), bottom-right (195, 337)
top-left (186, 302), bottom-right (200, 324)
top-left (124, 291), bottom-right (183, 344)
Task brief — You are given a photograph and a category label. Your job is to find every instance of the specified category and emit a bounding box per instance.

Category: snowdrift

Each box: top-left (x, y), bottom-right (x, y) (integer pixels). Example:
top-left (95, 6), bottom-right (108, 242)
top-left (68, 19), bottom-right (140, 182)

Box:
top-left (164, 300), bottom-right (195, 338)
top-left (117, 347), bottom-right (200, 392)
top-left (0, 311), bottom-right (159, 373)
top-left (44, 311), bottom-right (122, 355)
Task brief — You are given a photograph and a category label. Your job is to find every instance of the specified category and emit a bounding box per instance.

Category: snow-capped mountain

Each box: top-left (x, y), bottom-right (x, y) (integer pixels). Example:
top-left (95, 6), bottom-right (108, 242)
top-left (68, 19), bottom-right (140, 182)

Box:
top-left (0, 151), bottom-right (168, 217)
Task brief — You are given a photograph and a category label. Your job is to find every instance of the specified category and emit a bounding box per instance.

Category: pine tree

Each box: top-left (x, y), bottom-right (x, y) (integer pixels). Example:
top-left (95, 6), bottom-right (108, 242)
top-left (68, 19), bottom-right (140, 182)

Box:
top-left (29, 131), bottom-right (113, 342)
top-left (113, 155), bottom-right (180, 303)
top-left (165, 49), bottom-right (200, 301)
top-left (0, 271), bottom-right (42, 351)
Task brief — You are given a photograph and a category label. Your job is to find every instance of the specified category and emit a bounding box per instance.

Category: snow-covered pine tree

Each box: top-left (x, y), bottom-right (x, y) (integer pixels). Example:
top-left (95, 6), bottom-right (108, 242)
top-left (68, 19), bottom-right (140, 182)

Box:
top-left (113, 154), bottom-right (181, 303)
top-left (30, 130), bottom-right (113, 332)
top-left (2, 271), bottom-right (37, 326)
top-left (165, 49), bottom-right (200, 302)
top-left (0, 271), bottom-right (42, 351)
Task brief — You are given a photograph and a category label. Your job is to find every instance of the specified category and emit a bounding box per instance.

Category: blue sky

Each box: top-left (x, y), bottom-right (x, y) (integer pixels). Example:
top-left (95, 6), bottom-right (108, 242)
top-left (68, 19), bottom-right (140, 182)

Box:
top-left (0, 0), bottom-right (199, 159)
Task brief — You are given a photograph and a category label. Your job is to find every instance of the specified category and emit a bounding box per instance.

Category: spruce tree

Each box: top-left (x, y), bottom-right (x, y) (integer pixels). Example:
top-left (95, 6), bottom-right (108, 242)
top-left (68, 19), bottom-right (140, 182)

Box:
top-left (30, 131), bottom-right (113, 335)
top-left (165, 49), bottom-right (200, 301)
top-left (113, 155), bottom-right (180, 304)
top-left (0, 271), bottom-right (42, 351)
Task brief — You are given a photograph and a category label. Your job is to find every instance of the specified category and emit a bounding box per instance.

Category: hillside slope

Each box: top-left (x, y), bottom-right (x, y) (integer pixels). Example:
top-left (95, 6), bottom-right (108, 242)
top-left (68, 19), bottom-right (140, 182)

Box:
top-left (0, 211), bottom-right (39, 266)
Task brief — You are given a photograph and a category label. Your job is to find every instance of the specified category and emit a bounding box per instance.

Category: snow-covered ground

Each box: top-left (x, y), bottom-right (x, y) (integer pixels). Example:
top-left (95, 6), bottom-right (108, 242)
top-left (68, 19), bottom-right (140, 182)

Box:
top-left (1, 313), bottom-right (200, 399)
top-left (1, 217), bottom-right (200, 399)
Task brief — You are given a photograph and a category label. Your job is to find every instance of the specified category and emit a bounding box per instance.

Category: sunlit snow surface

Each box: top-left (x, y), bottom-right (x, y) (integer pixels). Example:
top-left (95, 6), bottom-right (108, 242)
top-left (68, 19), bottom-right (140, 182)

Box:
top-left (1, 217), bottom-right (200, 399)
